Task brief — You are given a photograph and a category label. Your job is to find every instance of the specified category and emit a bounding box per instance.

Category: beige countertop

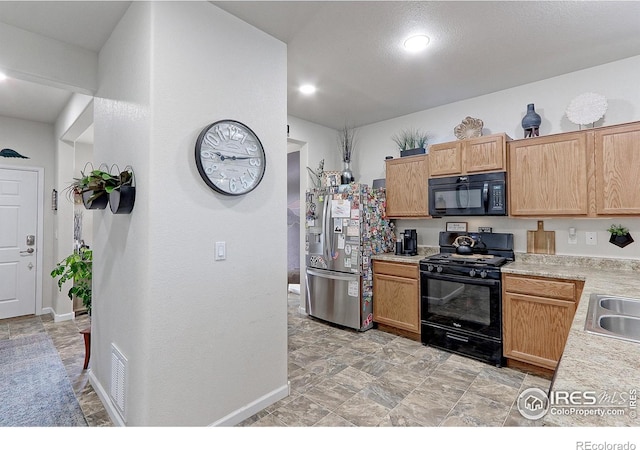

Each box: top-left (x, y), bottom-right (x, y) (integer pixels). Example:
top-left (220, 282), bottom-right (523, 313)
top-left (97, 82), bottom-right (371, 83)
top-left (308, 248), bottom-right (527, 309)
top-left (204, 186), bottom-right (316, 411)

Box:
top-left (503, 254), bottom-right (640, 426)
top-left (372, 246), bottom-right (438, 264)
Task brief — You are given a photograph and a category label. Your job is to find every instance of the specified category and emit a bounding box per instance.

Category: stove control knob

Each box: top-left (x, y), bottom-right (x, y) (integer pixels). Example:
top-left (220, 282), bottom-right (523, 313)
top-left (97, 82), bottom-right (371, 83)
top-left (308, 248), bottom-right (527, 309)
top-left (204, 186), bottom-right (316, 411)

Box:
top-left (427, 264), bottom-right (434, 272)
top-left (469, 269), bottom-right (476, 277)
top-left (480, 270), bottom-right (488, 279)
top-left (436, 266), bottom-right (443, 273)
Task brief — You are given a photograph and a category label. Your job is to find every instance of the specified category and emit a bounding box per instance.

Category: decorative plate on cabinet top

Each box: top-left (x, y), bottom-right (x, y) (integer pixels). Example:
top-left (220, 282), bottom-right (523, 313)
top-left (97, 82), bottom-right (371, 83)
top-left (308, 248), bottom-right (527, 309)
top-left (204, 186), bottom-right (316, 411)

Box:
top-left (454, 116), bottom-right (484, 140)
top-left (566, 92), bottom-right (608, 126)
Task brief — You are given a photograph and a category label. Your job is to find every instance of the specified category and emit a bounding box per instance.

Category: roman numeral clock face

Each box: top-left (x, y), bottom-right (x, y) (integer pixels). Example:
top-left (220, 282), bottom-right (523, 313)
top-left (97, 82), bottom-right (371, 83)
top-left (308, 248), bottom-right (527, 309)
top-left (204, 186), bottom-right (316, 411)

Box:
top-left (195, 120), bottom-right (266, 196)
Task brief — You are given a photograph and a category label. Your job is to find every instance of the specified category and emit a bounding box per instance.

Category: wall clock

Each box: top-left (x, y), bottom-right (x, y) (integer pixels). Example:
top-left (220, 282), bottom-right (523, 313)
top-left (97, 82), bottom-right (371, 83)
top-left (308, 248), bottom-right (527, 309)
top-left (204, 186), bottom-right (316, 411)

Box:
top-left (195, 120), bottom-right (266, 196)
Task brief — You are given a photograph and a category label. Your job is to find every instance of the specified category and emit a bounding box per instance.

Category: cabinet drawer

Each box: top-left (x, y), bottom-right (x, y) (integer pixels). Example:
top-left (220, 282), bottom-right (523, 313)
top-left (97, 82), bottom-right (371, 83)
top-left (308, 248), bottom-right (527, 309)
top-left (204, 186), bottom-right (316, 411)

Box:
top-left (373, 260), bottom-right (418, 279)
top-left (503, 275), bottom-right (576, 301)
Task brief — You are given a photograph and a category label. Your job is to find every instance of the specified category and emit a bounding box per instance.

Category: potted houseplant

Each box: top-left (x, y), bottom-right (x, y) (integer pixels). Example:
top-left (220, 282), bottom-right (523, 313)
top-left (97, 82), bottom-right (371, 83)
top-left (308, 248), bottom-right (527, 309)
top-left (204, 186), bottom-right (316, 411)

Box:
top-left (64, 168), bottom-right (119, 210)
top-left (391, 127), bottom-right (428, 157)
top-left (108, 166), bottom-right (136, 214)
top-left (50, 246), bottom-right (92, 314)
top-left (607, 224), bottom-right (634, 248)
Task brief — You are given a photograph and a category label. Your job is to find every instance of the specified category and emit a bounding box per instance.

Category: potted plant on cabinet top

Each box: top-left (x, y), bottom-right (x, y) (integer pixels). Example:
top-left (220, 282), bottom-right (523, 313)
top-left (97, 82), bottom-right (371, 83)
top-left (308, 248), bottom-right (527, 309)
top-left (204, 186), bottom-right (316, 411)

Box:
top-left (391, 127), bottom-right (428, 157)
top-left (50, 246), bottom-right (92, 314)
top-left (607, 224), bottom-right (634, 248)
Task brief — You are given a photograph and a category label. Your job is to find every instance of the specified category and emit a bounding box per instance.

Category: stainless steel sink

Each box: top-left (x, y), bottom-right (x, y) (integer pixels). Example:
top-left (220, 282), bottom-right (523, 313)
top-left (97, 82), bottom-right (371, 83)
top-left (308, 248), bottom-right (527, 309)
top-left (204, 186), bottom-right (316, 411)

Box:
top-left (598, 315), bottom-right (640, 340)
top-left (584, 294), bottom-right (640, 344)
top-left (599, 297), bottom-right (640, 317)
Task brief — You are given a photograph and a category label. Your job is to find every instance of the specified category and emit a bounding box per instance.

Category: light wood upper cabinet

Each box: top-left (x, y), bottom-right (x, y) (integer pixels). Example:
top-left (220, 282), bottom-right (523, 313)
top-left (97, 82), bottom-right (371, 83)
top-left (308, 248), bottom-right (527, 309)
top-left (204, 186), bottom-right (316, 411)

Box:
top-left (428, 141), bottom-right (462, 176)
top-left (508, 120), bottom-right (640, 217)
top-left (429, 133), bottom-right (510, 177)
top-left (508, 131), bottom-right (592, 216)
top-left (594, 122), bottom-right (640, 215)
top-left (385, 154), bottom-right (429, 218)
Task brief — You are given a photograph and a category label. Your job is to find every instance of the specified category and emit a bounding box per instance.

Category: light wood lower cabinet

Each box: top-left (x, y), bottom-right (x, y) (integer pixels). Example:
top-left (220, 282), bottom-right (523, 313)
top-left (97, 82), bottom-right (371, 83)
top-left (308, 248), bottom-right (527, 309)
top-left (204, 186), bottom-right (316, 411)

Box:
top-left (502, 274), bottom-right (583, 371)
top-left (373, 260), bottom-right (420, 339)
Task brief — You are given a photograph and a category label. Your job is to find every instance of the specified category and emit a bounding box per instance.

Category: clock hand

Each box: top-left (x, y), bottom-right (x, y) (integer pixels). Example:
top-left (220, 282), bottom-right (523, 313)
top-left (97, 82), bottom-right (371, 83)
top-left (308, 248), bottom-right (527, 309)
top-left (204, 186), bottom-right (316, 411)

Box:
top-left (214, 152), bottom-right (251, 161)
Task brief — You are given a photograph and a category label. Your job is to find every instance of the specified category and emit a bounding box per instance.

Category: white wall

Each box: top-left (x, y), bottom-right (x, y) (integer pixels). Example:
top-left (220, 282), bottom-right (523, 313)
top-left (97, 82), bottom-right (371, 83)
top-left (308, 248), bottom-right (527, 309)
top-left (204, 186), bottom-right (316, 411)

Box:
top-left (351, 55), bottom-right (640, 259)
top-left (92, 1), bottom-right (288, 426)
top-left (0, 116), bottom-right (56, 311)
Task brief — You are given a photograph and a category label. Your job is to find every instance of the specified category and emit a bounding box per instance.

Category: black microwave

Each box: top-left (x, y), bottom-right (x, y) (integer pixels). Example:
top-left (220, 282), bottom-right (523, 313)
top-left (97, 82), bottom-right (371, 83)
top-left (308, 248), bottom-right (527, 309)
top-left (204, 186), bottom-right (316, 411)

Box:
top-left (428, 172), bottom-right (507, 217)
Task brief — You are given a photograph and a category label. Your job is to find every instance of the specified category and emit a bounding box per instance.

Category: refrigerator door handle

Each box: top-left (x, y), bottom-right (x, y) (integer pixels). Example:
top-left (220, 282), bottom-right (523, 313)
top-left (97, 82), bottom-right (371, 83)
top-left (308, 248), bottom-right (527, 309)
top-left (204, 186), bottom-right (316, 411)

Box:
top-left (307, 268), bottom-right (357, 282)
top-left (323, 196), bottom-right (332, 261)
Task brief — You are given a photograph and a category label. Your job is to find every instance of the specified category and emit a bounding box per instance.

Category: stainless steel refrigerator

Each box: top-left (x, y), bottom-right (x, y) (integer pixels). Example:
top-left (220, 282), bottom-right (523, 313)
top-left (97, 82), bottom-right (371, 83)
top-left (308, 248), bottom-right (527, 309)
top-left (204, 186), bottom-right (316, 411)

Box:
top-left (305, 183), bottom-right (395, 331)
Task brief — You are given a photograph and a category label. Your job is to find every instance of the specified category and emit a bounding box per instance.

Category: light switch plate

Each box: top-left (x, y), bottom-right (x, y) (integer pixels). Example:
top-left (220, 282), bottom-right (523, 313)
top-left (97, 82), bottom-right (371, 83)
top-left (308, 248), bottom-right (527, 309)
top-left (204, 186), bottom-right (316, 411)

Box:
top-left (215, 241), bottom-right (226, 260)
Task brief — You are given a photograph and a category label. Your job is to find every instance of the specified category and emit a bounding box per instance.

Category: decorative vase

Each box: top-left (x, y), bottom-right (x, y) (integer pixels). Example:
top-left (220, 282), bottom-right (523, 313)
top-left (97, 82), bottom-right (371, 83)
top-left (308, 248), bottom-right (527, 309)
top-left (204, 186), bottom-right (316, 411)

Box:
top-left (341, 161), bottom-right (354, 185)
top-left (521, 103), bottom-right (541, 138)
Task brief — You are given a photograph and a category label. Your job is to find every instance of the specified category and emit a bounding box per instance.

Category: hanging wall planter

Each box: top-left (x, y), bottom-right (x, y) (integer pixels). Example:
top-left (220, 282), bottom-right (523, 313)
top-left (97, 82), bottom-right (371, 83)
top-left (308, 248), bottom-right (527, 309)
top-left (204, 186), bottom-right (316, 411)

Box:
top-left (609, 233), bottom-right (634, 248)
top-left (82, 190), bottom-right (108, 209)
top-left (108, 165), bottom-right (136, 214)
top-left (607, 224), bottom-right (634, 248)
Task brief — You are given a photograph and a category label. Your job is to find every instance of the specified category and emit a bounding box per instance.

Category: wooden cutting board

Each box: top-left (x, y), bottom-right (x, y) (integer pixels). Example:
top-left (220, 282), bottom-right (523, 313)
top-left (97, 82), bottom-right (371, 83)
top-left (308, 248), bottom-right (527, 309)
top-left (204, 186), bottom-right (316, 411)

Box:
top-left (527, 220), bottom-right (556, 254)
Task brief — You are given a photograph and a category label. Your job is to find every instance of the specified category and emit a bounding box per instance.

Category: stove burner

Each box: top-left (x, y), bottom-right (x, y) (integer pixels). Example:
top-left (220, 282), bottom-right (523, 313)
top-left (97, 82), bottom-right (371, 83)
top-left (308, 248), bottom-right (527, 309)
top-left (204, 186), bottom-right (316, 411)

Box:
top-left (423, 253), bottom-right (507, 268)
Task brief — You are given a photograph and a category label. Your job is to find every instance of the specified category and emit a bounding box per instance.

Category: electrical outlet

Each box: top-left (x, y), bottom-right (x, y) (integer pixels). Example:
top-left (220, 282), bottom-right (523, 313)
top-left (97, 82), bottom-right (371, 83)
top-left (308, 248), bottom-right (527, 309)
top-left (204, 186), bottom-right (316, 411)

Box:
top-left (568, 227), bottom-right (577, 245)
top-left (586, 232), bottom-right (597, 246)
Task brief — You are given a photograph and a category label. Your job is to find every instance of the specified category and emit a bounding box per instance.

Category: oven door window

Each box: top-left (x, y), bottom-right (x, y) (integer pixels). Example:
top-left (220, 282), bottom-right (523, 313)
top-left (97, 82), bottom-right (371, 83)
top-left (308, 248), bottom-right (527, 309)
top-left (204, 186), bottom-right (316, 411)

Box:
top-left (422, 275), bottom-right (501, 338)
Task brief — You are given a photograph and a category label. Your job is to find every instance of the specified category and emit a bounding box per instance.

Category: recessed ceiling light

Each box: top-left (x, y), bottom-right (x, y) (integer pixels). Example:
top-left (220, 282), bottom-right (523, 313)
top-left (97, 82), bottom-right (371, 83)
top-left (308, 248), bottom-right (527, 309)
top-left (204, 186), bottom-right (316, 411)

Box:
top-left (403, 35), bottom-right (430, 52)
top-left (299, 84), bottom-right (316, 95)
top-left (0, 72), bottom-right (7, 82)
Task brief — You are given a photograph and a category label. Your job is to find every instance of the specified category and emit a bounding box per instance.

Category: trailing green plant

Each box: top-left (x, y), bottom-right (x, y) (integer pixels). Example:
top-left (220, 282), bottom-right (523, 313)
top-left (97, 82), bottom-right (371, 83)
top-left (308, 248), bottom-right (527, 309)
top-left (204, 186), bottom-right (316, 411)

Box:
top-left (63, 169), bottom-right (119, 205)
top-left (51, 247), bottom-right (92, 314)
top-left (391, 127), bottom-right (428, 151)
top-left (607, 224), bottom-right (630, 236)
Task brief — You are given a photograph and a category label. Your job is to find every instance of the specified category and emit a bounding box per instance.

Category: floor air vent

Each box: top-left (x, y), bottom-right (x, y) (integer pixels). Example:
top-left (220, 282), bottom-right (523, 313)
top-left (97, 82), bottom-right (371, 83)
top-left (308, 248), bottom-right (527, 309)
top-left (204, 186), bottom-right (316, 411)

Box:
top-left (110, 343), bottom-right (128, 422)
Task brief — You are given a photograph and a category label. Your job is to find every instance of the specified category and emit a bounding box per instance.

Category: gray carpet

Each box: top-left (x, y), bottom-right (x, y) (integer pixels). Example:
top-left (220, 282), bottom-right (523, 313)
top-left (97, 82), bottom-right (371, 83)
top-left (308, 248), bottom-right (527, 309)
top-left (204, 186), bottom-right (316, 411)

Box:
top-left (0, 333), bottom-right (87, 426)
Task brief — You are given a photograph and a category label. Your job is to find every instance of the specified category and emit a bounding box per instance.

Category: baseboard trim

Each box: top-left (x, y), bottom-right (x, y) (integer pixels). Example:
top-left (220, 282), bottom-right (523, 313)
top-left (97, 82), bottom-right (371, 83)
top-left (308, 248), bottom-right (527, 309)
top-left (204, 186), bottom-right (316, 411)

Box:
top-left (89, 372), bottom-right (289, 427)
top-left (209, 381), bottom-right (290, 426)
top-left (89, 370), bottom-right (125, 427)
top-left (52, 310), bottom-right (74, 323)
top-left (41, 306), bottom-right (75, 322)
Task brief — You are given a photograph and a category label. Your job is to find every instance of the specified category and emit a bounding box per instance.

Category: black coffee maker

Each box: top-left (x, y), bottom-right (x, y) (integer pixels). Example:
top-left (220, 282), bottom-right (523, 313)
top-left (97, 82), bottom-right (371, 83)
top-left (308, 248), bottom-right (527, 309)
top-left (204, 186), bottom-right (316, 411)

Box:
top-left (402, 229), bottom-right (418, 256)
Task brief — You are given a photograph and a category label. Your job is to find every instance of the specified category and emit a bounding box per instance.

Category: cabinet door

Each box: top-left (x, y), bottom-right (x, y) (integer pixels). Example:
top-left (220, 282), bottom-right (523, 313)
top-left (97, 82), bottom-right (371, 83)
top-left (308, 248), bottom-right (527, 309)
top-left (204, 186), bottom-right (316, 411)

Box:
top-left (508, 132), bottom-right (590, 216)
top-left (385, 155), bottom-right (429, 217)
top-left (503, 292), bottom-right (575, 370)
top-left (428, 141), bottom-right (463, 177)
top-left (373, 273), bottom-right (420, 333)
top-left (465, 134), bottom-right (507, 173)
top-left (594, 123), bottom-right (640, 215)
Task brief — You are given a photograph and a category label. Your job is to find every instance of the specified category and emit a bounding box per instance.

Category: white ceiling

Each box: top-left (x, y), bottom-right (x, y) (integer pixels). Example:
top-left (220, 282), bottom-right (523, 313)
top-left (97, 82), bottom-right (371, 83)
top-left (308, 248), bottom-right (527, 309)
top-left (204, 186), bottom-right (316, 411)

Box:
top-left (1, 1), bottom-right (640, 130)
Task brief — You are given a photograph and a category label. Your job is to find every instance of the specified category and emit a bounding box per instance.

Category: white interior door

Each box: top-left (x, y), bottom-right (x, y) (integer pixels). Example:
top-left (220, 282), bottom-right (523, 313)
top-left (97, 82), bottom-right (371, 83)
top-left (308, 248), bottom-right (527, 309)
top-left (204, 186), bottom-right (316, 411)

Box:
top-left (0, 168), bottom-right (39, 319)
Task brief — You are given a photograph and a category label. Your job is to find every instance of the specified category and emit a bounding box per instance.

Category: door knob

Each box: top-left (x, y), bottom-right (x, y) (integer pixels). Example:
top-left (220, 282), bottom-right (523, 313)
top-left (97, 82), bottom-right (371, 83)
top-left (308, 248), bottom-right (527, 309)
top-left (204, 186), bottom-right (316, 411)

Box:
top-left (20, 248), bottom-right (34, 255)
